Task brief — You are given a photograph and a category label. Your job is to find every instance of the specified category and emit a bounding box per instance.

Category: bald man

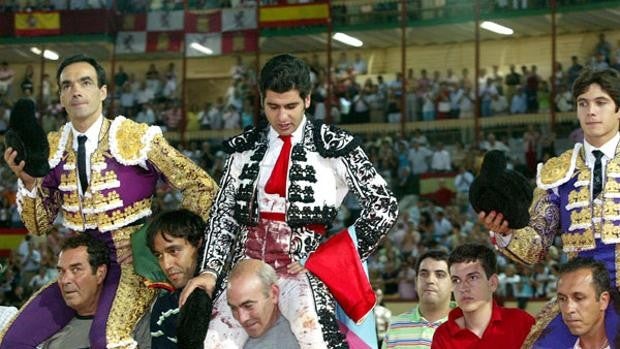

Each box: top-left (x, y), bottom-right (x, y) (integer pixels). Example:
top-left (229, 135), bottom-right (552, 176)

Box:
top-left (226, 259), bottom-right (300, 349)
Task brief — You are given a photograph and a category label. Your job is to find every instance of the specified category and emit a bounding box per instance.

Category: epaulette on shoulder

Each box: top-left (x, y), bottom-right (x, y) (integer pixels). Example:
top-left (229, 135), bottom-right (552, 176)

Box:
top-left (48, 123), bottom-right (71, 169)
top-left (109, 116), bottom-right (162, 165)
top-left (536, 143), bottom-right (581, 189)
top-left (222, 127), bottom-right (264, 154)
top-left (313, 121), bottom-right (361, 158)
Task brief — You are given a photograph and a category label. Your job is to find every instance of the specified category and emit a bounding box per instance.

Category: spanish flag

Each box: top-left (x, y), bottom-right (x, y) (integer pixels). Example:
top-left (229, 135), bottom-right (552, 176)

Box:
top-left (14, 11), bottom-right (60, 37)
top-left (0, 228), bottom-right (27, 258)
top-left (259, 2), bottom-right (329, 28)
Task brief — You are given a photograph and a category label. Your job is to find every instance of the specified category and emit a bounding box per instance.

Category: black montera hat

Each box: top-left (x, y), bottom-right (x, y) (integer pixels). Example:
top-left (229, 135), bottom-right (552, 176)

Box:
top-left (4, 99), bottom-right (50, 177)
top-left (469, 150), bottom-right (533, 229)
top-left (177, 289), bottom-right (213, 349)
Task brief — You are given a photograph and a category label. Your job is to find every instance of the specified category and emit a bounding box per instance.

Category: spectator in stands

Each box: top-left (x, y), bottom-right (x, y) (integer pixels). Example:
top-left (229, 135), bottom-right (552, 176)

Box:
top-left (146, 63), bottom-right (161, 96)
top-left (515, 266), bottom-right (534, 310)
top-left (431, 142), bottom-right (451, 172)
top-left (504, 64), bottom-right (521, 107)
top-left (479, 77), bottom-right (497, 117)
top-left (383, 250), bottom-right (454, 349)
top-left (374, 288), bottom-right (392, 347)
top-left (490, 93), bottom-right (508, 115)
top-left (525, 65), bottom-right (541, 113)
top-left (408, 140), bottom-right (432, 175)
top-left (552, 61), bottom-right (566, 90)
top-left (449, 82), bottom-right (464, 118)
top-left (497, 263), bottom-right (520, 300)
top-left (351, 87), bottom-right (371, 123)
top-left (28, 266), bottom-right (51, 293)
top-left (230, 55), bottom-right (246, 81)
top-left (135, 102), bottom-right (156, 125)
top-left (222, 104), bottom-right (240, 129)
top-left (435, 82), bottom-right (451, 119)
top-left (41, 73), bottom-right (52, 105)
top-left (555, 85), bottom-right (574, 112)
top-left (0, 61), bottom-right (15, 100)
top-left (162, 63), bottom-right (178, 99)
top-left (592, 52), bottom-right (610, 71)
top-left (431, 243), bottom-right (534, 349)
top-left (352, 52), bottom-right (368, 75)
top-left (568, 56), bottom-right (584, 88)
top-left (594, 33), bottom-right (612, 64)
top-left (136, 81), bottom-right (155, 106)
top-left (335, 51), bottom-right (350, 74)
top-left (119, 84), bottom-right (135, 118)
top-left (20, 65), bottom-right (34, 98)
top-left (480, 133), bottom-right (509, 154)
top-left (113, 65), bottom-right (128, 94)
top-left (454, 165), bottom-right (474, 212)
top-left (209, 97), bottom-right (224, 130)
top-left (538, 80), bottom-right (551, 112)
top-left (510, 86), bottom-right (527, 114)
top-left (422, 91), bottom-right (436, 121)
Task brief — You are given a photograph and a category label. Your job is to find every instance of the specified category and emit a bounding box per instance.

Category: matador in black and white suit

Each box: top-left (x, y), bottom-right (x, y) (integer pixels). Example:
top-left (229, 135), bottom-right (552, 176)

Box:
top-left (200, 117), bottom-right (398, 348)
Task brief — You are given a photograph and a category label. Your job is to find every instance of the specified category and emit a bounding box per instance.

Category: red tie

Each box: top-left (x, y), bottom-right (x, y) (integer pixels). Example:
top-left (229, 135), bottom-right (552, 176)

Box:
top-left (265, 135), bottom-right (292, 197)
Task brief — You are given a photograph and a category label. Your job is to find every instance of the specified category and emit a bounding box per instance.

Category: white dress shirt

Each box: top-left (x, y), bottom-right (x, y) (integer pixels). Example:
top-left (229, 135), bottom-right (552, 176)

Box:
top-left (71, 115), bottom-right (104, 194)
top-left (257, 118), bottom-right (307, 214)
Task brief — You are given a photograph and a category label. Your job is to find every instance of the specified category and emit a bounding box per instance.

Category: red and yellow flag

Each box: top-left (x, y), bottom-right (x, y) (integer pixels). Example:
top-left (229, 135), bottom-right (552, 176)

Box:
top-left (259, 2), bottom-right (329, 28)
top-left (14, 11), bottom-right (60, 37)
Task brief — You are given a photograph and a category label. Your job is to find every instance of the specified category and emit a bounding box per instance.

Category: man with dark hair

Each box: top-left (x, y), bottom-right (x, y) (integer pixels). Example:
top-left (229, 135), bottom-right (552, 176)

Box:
top-left (554, 258), bottom-right (610, 349)
top-left (40, 234), bottom-right (150, 348)
top-left (146, 209), bottom-right (206, 348)
top-left (431, 243), bottom-right (534, 349)
top-left (227, 259), bottom-right (299, 349)
top-left (479, 67), bottom-right (620, 348)
top-left (1, 54), bottom-right (217, 349)
top-left (383, 250), bottom-right (455, 349)
top-left (181, 53), bottom-right (398, 348)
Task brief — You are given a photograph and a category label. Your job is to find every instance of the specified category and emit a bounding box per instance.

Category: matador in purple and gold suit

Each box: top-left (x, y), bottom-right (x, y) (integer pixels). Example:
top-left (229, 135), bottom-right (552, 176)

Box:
top-left (492, 141), bottom-right (620, 349)
top-left (0, 115), bottom-right (217, 349)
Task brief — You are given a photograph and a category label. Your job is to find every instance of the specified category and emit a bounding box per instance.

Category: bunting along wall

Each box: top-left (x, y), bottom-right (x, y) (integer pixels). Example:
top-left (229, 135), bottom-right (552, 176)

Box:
top-left (116, 8), bottom-right (258, 56)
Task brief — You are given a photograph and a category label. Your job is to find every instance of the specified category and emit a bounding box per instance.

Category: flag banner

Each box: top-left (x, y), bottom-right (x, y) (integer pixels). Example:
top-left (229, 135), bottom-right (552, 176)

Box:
top-left (116, 31), bottom-right (147, 54)
top-left (119, 13), bottom-right (147, 31)
top-left (222, 30), bottom-right (257, 54)
top-left (147, 10), bottom-right (184, 31)
top-left (221, 6), bottom-right (257, 32)
top-left (185, 11), bottom-right (221, 33)
top-left (146, 31), bottom-right (184, 52)
top-left (185, 32), bottom-right (222, 56)
top-left (259, 2), bottom-right (329, 28)
top-left (14, 11), bottom-right (60, 37)
top-left (0, 228), bottom-right (27, 258)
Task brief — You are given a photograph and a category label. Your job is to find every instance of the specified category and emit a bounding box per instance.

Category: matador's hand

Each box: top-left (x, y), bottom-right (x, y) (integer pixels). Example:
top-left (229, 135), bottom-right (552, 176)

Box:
top-left (478, 210), bottom-right (512, 236)
top-left (4, 147), bottom-right (36, 190)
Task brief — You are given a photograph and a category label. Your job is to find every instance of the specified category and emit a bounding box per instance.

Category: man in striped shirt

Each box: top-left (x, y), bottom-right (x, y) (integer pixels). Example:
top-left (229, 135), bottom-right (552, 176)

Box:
top-left (383, 250), bottom-right (455, 348)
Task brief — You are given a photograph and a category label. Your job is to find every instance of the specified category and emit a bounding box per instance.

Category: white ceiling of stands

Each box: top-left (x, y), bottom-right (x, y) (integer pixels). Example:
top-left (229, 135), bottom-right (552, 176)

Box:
top-left (1, 7), bottom-right (619, 63)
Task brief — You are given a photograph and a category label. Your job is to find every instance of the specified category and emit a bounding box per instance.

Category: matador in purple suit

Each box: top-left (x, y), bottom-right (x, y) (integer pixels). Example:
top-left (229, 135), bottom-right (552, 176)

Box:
top-left (479, 67), bottom-right (620, 348)
top-left (0, 54), bottom-right (218, 349)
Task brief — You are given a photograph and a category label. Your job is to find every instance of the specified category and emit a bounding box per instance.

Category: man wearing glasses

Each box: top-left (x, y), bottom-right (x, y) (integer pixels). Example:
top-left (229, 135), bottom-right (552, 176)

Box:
top-left (431, 243), bottom-right (534, 349)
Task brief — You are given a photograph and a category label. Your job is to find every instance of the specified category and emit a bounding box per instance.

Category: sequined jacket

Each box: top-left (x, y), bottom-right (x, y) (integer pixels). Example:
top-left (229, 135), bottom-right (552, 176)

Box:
top-left (497, 142), bottom-right (620, 285)
top-left (201, 120), bottom-right (398, 276)
top-left (17, 116), bottom-right (218, 234)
